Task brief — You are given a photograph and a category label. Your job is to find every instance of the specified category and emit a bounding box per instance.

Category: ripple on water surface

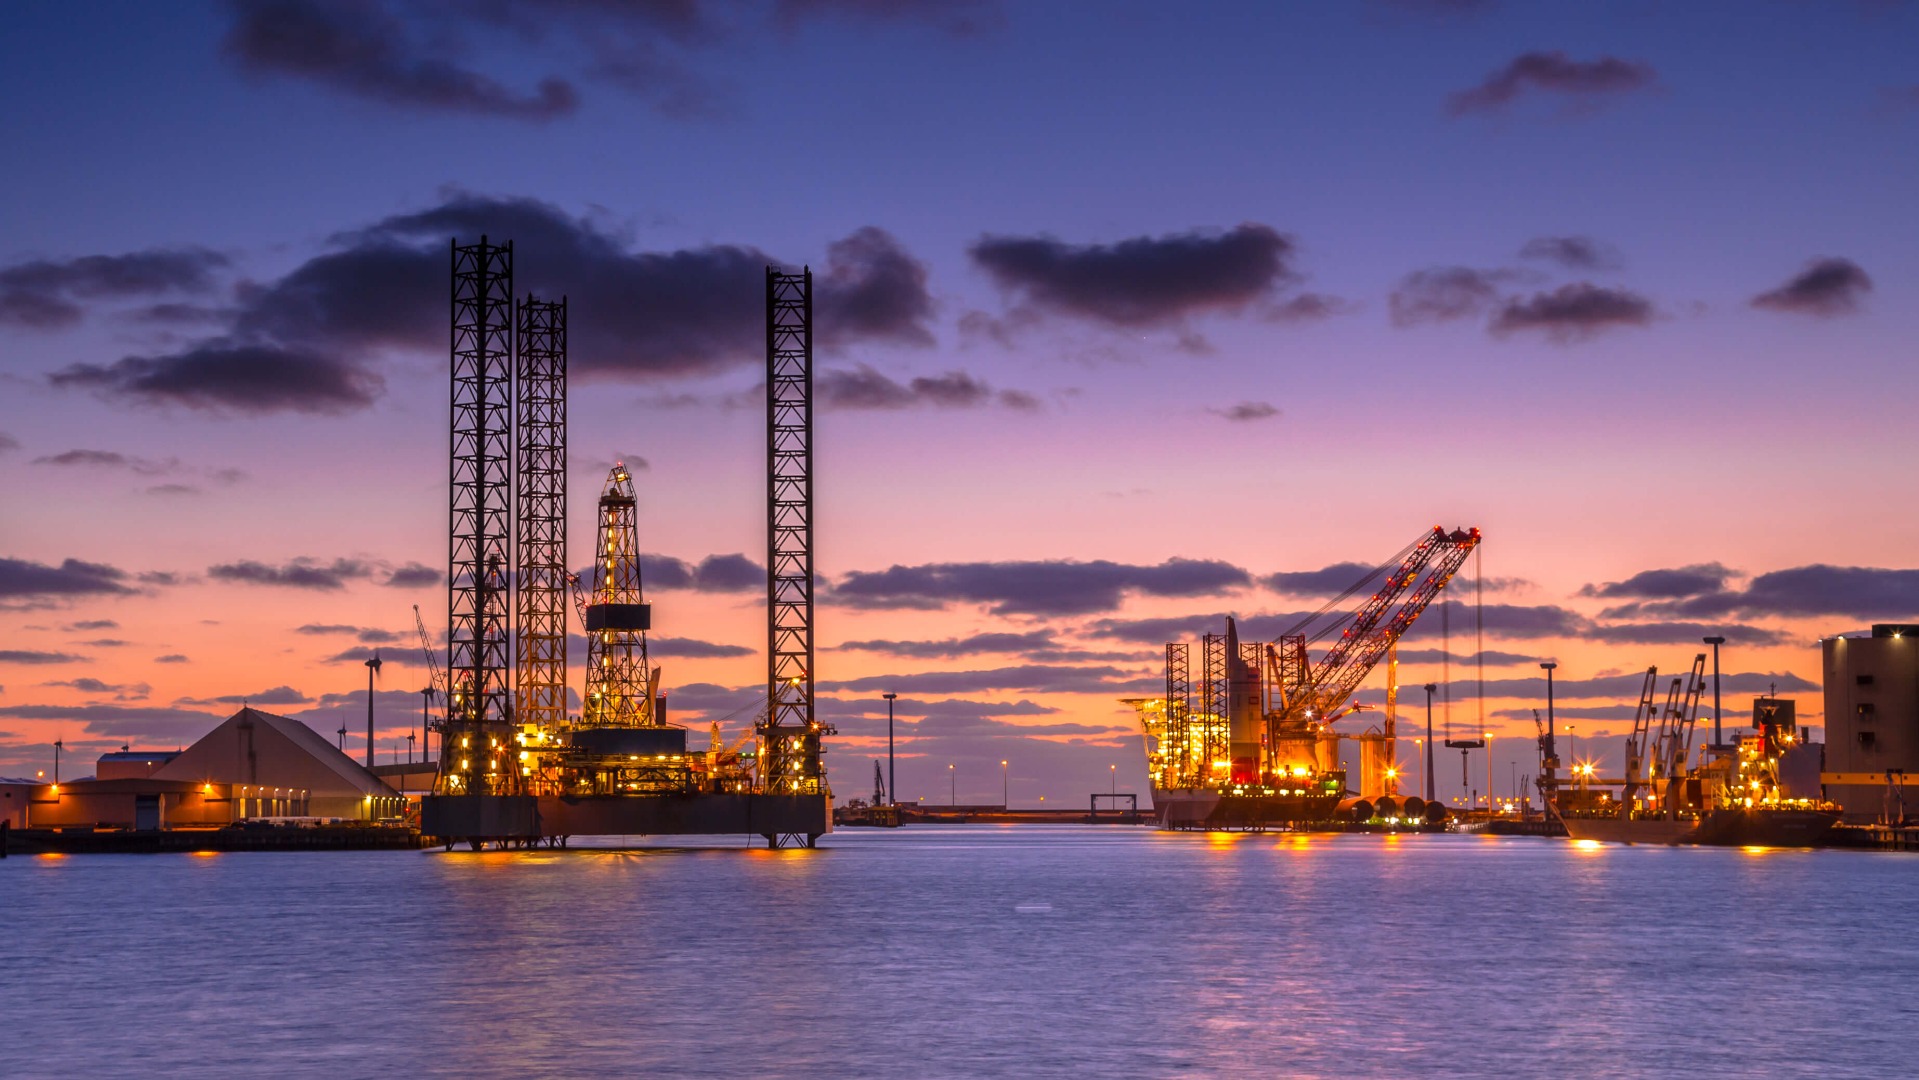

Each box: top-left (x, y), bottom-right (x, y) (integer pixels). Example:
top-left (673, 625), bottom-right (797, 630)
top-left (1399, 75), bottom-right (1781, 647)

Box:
top-left (4, 828), bottom-right (1915, 1078)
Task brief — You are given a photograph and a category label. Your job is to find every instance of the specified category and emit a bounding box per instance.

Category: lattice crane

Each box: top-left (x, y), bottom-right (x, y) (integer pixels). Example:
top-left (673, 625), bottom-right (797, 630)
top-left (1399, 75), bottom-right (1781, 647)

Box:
top-left (1265, 526), bottom-right (1482, 729)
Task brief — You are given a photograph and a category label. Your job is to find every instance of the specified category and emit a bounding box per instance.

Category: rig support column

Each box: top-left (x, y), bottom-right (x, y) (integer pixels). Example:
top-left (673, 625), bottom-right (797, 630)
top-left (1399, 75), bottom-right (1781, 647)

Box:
top-left (425, 237), bottom-right (534, 844)
top-left (760, 267), bottom-right (830, 826)
top-left (516, 296), bottom-right (568, 735)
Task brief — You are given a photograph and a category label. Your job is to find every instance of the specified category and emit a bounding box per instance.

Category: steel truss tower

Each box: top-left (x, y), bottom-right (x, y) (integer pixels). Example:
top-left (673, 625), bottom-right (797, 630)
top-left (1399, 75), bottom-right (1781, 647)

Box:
top-left (1165, 643), bottom-right (1192, 787)
top-left (1201, 632), bottom-right (1229, 771)
top-left (580, 466), bottom-right (654, 727)
top-left (760, 267), bottom-right (829, 795)
top-left (445, 238), bottom-right (518, 795)
top-left (515, 296), bottom-right (568, 733)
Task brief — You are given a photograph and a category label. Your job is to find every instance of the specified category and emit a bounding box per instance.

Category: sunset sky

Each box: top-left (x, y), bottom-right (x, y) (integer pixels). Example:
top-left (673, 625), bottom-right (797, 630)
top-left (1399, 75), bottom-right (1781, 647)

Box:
top-left (3, 1), bottom-right (1916, 806)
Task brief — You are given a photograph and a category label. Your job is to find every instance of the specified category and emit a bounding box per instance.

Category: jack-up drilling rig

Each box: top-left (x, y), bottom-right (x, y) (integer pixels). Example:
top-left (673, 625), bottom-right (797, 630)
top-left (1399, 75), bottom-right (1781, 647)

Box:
top-left (1129, 526), bottom-right (1480, 830)
top-left (420, 240), bottom-right (832, 848)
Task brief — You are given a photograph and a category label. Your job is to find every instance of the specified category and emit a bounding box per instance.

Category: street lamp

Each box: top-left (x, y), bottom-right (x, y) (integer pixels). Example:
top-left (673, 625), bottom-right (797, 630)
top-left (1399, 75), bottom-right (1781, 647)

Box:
top-left (1704, 635), bottom-right (1726, 750)
top-left (948, 763), bottom-right (955, 807)
top-left (883, 692), bottom-right (898, 805)
top-left (1540, 662), bottom-right (1558, 794)
top-left (1110, 763), bottom-right (1117, 796)
top-left (53, 738), bottom-right (63, 785)
top-left (1001, 759), bottom-right (1009, 809)
top-left (1422, 684), bottom-right (1437, 803)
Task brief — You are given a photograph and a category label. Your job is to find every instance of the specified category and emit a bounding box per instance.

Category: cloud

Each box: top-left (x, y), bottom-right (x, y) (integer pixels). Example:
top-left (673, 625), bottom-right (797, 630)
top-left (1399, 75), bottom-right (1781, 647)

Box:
top-left (76, 639), bottom-right (131, 648)
top-left (0, 432), bottom-right (17, 455)
top-left (46, 679), bottom-right (143, 698)
top-left (1518, 236), bottom-right (1619, 271)
top-left (817, 365), bottom-right (1037, 411)
top-left (177, 686), bottom-right (313, 707)
top-left (208, 557), bottom-right (374, 590)
top-left (1264, 562), bottom-right (1380, 597)
top-left (221, 0), bottom-right (579, 121)
top-left (1489, 283), bottom-right (1653, 342)
top-left (1750, 258), bottom-right (1872, 317)
top-left (1394, 648), bottom-right (1540, 666)
top-left (1388, 267), bottom-right (1509, 327)
top-left (154, 654), bottom-right (190, 664)
top-left (834, 630), bottom-right (1130, 663)
top-left (1442, 670), bottom-right (1816, 702)
top-left (815, 226), bottom-right (937, 348)
top-left (1581, 563), bottom-right (1737, 601)
top-left (65, 619), bottom-right (119, 631)
top-left (649, 637), bottom-right (754, 659)
top-left (0, 247), bottom-right (229, 330)
top-left (383, 562), bottom-right (440, 588)
top-left (296, 623), bottom-right (407, 644)
top-left (1208, 401), bottom-right (1279, 422)
top-left (1603, 565), bottom-right (1919, 622)
top-left (0, 557), bottom-right (137, 600)
top-left (0, 703), bottom-right (225, 744)
top-left (833, 557), bottom-right (1252, 617)
top-left (219, 1), bottom-right (994, 122)
top-left (51, 341), bottom-right (384, 414)
top-left (322, 646), bottom-right (430, 667)
top-left (1448, 51), bottom-right (1657, 115)
top-left (818, 664), bottom-right (1159, 695)
top-left (47, 194), bottom-right (928, 414)
top-left (639, 553), bottom-right (763, 592)
top-left (0, 650), bottom-right (89, 665)
top-left (968, 223), bottom-right (1298, 329)
top-left (31, 448), bottom-right (182, 475)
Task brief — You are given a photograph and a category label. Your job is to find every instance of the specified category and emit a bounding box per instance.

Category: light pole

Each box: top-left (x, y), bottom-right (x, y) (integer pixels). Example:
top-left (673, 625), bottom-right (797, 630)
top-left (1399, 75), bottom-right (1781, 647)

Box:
top-left (883, 692), bottom-right (898, 805)
top-left (1001, 759), bottom-right (1009, 808)
top-left (1485, 732), bottom-right (1493, 813)
top-left (1704, 635), bottom-right (1726, 750)
top-left (1414, 738), bottom-right (1424, 803)
top-left (1423, 684), bottom-right (1437, 803)
top-left (1540, 662), bottom-right (1558, 794)
top-left (53, 738), bottom-right (63, 785)
top-left (1110, 763), bottom-right (1117, 796)
top-left (948, 763), bottom-right (955, 807)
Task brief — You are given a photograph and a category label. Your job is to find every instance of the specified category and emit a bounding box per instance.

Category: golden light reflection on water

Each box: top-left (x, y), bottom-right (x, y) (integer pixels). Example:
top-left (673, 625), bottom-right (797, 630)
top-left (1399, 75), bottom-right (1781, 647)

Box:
top-left (1741, 845), bottom-right (1776, 856)
top-left (1571, 839), bottom-right (1605, 853)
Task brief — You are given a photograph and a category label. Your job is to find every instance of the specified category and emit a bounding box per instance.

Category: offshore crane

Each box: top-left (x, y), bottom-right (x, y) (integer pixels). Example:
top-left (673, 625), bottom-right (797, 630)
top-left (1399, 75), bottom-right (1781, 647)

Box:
top-left (1255, 526), bottom-right (1482, 785)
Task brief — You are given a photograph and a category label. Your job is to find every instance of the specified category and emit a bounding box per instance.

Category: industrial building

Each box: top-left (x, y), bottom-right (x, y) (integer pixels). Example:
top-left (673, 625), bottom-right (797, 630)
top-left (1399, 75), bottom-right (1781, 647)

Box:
top-left (2, 707), bottom-right (402, 830)
top-left (1822, 625), bottom-right (1919, 822)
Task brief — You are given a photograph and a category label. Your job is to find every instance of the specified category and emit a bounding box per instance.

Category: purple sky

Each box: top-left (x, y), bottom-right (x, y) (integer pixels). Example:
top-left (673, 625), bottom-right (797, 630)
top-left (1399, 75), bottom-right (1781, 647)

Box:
top-left (3, 1), bottom-right (1917, 805)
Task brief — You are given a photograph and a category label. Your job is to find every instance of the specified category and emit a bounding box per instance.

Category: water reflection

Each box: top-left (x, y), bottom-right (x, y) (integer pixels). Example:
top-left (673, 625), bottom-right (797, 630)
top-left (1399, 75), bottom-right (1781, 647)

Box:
top-left (3, 828), bottom-right (1913, 1078)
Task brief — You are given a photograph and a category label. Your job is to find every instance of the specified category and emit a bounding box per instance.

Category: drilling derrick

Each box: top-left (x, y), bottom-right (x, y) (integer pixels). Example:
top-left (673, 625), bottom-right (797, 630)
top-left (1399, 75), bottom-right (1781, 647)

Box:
top-left (579, 466), bottom-right (654, 728)
top-left (760, 266), bottom-right (831, 802)
top-left (515, 296), bottom-right (568, 734)
top-left (443, 238), bottom-right (517, 798)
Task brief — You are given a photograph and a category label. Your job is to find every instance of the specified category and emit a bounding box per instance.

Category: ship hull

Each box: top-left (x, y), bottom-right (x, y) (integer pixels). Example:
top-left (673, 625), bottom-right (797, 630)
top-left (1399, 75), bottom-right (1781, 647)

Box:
top-left (1153, 788), bottom-right (1342, 830)
top-left (1562, 808), bottom-right (1840, 848)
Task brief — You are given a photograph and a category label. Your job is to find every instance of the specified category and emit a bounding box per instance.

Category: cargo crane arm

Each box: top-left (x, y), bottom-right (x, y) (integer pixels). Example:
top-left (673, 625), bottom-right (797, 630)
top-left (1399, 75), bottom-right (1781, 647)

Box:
top-left (412, 604), bottom-right (445, 731)
top-left (1272, 527), bottom-right (1482, 725)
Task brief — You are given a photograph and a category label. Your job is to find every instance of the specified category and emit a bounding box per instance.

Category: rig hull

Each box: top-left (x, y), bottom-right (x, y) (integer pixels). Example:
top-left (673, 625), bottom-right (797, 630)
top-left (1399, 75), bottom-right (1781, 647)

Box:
top-left (1562, 807), bottom-right (1840, 848)
top-left (1153, 788), bottom-right (1343, 830)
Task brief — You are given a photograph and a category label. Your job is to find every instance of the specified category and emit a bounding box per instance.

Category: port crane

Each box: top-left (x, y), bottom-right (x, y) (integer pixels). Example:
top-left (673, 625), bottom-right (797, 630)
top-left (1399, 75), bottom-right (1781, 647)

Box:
top-left (412, 604), bottom-right (446, 758)
top-left (1254, 527), bottom-right (1482, 783)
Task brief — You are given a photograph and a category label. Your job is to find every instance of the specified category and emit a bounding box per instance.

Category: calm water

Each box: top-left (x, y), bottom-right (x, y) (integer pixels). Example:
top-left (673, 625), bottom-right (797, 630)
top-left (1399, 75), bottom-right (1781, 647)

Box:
top-left (4, 827), bottom-right (1914, 1078)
